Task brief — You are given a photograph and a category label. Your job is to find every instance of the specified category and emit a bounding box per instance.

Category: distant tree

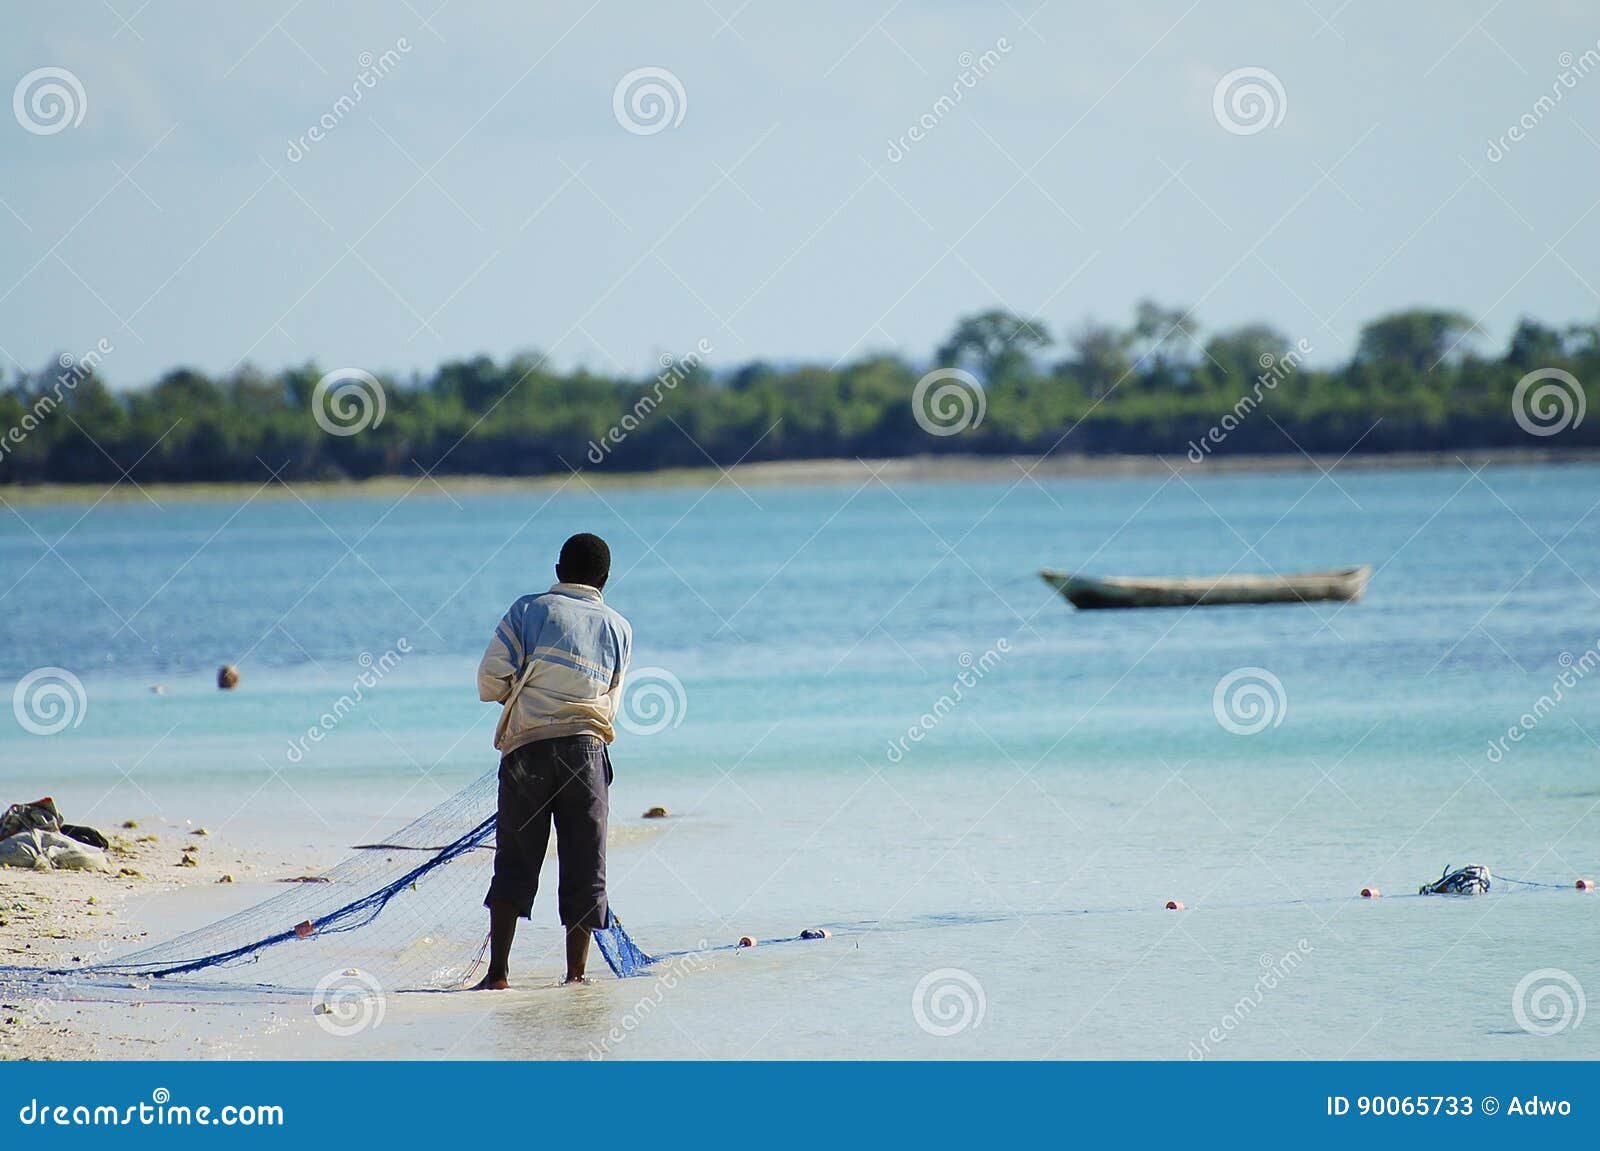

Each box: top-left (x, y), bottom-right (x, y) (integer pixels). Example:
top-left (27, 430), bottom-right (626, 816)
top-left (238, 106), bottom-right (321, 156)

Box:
top-left (935, 309), bottom-right (1051, 386)
top-left (150, 367), bottom-right (224, 410)
top-left (730, 361), bottom-right (776, 392)
top-left (1354, 308), bottom-right (1477, 375)
top-left (433, 356), bottom-right (504, 412)
top-left (1130, 299), bottom-right (1200, 386)
top-left (1198, 323), bottom-right (1292, 390)
top-left (1504, 318), bottom-right (1567, 368)
top-left (1563, 316), bottom-right (1600, 358)
top-left (1063, 319), bottom-right (1134, 399)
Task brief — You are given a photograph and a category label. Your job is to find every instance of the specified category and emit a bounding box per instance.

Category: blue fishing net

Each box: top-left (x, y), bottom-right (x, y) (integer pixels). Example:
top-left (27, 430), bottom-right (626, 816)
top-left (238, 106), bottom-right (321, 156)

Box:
top-left (0, 770), bottom-right (661, 998)
top-left (593, 914), bottom-right (656, 977)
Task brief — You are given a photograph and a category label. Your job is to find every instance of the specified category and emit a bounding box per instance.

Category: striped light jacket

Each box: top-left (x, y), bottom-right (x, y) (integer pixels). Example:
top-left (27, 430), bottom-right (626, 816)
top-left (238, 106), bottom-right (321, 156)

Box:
top-left (477, 583), bottom-right (632, 751)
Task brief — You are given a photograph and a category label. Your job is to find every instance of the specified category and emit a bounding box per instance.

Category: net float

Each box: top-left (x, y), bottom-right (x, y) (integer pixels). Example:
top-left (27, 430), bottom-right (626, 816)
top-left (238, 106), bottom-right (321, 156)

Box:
top-left (737, 935), bottom-right (757, 948)
top-left (1360, 886), bottom-right (1381, 898)
top-left (799, 927), bottom-right (830, 940)
top-left (1577, 878), bottom-right (1596, 891)
top-left (294, 919), bottom-right (315, 938)
top-left (1165, 900), bottom-right (1185, 910)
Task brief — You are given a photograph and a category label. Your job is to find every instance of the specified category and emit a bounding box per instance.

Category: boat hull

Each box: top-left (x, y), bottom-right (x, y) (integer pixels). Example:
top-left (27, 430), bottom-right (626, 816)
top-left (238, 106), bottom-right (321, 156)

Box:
top-left (1039, 566), bottom-right (1372, 610)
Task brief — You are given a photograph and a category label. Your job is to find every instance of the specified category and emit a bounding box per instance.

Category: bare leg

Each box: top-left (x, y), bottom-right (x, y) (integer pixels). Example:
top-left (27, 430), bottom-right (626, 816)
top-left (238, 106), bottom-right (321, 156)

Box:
top-left (563, 925), bottom-right (592, 984)
top-left (472, 901), bottom-right (519, 990)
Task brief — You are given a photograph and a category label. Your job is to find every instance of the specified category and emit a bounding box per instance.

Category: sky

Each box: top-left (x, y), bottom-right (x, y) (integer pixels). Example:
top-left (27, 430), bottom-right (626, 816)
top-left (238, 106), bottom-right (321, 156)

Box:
top-left (1, 1), bottom-right (1598, 388)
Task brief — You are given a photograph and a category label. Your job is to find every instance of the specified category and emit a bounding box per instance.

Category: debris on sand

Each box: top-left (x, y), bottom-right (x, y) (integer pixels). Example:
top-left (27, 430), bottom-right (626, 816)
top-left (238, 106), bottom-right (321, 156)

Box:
top-left (1, 799), bottom-right (113, 873)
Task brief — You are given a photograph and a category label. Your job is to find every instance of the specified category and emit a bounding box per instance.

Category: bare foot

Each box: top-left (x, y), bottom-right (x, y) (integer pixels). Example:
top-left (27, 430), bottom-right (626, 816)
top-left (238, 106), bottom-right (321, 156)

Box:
top-left (561, 974), bottom-right (593, 987)
top-left (471, 974), bottom-right (509, 990)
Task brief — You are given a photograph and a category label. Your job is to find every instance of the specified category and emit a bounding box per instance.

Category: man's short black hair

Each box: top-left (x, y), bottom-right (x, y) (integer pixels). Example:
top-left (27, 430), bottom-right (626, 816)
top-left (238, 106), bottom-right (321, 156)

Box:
top-left (557, 532), bottom-right (611, 590)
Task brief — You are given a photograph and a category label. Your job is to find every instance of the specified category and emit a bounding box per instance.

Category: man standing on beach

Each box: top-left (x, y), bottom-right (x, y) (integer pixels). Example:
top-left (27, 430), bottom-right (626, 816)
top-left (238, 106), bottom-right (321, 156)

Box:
top-left (472, 532), bottom-right (632, 988)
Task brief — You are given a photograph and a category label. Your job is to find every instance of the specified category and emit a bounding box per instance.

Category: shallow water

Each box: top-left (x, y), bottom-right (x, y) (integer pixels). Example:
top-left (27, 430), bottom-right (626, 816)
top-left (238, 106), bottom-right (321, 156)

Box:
top-left (3, 462), bottom-right (1598, 1058)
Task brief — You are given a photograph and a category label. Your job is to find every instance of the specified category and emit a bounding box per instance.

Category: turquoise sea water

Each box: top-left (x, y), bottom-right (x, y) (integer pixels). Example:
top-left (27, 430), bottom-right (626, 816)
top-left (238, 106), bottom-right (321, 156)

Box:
top-left (3, 463), bottom-right (1598, 1058)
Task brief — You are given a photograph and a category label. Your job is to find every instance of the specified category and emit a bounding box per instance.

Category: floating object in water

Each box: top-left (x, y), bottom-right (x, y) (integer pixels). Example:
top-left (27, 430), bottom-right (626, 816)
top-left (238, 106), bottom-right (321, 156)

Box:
top-left (150, 685), bottom-right (167, 695)
top-left (217, 665), bottom-right (240, 691)
top-left (1418, 864), bottom-right (1491, 895)
top-left (294, 920), bottom-right (315, 938)
top-left (1039, 566), bottom-right (1372, 610)
top-left (737, 935), bottom-right (757, 948)
top-left (1577, 878), bottom-right (1596, 891)
top-left (799, 927), bottom-right (830, 940)
top-left (1165, 900), bottom-right (1185, 910)
top-left (1360, 887), bottom-right (1381, 899)
top-left (641, 806), bottom-right (669, 819)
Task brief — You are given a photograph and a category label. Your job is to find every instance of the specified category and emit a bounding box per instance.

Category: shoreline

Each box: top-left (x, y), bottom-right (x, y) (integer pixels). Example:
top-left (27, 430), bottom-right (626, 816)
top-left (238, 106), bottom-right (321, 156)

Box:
top-left (0, 447), bottom-right (1596, 507)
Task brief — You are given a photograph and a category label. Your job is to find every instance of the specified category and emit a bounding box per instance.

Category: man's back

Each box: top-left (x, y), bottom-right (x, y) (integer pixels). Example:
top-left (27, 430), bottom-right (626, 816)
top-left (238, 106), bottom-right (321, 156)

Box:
top-left (478, 582), bottom-right (632, 750)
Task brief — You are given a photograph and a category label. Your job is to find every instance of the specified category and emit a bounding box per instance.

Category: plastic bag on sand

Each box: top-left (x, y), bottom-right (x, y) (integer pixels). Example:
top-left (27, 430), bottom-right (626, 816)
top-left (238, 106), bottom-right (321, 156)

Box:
top-left (0, 828), bottom-right (112, 872)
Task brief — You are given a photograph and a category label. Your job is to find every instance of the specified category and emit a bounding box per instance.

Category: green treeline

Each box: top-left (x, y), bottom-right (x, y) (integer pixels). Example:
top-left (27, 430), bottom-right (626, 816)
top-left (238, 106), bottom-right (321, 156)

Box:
top-left (1, 304), bottom-right (1595, 485)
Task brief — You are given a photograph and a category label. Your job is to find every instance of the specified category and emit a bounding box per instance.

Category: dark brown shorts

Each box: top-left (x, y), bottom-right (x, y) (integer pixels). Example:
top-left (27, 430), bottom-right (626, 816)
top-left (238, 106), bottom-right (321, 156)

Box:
top-left (484, 735), bottom-right (612, 929)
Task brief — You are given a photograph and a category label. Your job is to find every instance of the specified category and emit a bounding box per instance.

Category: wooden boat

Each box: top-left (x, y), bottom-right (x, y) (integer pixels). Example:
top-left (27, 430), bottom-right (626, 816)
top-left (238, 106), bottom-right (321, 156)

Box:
top-left (1039, 565), bottom-right (1372, 610)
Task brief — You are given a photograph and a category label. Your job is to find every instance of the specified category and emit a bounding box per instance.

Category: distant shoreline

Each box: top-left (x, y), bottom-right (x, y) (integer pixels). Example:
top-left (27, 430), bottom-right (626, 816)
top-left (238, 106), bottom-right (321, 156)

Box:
top-left (2, 447), bottom-right (1596, 506)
